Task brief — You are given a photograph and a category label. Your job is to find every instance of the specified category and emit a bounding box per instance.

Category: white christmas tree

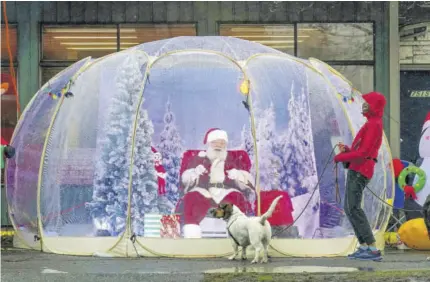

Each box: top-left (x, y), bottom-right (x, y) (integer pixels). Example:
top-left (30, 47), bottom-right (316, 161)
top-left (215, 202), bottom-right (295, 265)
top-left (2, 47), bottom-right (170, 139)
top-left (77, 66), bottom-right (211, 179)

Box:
top-left (239, 82), bottom-right (319, 237)
top-left (158, 98), bottom-right (183, 210)
top-left (131, 104), bottom-right (173, 235)
top-left (87, 53), bottom-right (164, 236)
top-left (278, 83), bottom-right (317, 197)
top-left (252, 102), bottom-right (281, 191)
top-left (240, 123), bottom-right (257, 213)
top-left (240, 85), bottom-right (316, 197)
top-left (240, 124), bottom-right (254, 162)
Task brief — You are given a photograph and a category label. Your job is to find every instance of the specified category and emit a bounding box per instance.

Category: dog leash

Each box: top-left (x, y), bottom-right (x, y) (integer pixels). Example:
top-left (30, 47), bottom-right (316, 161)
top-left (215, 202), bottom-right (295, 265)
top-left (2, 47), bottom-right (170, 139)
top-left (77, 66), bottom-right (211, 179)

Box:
top-left (333, 159), bottom-right (423, 213)
top-left (271, 145), bottom-right (338, 238)
top-left (334, 163), bottom-right (342, 204)
top-left (226, 217), bottom-right (241, 246)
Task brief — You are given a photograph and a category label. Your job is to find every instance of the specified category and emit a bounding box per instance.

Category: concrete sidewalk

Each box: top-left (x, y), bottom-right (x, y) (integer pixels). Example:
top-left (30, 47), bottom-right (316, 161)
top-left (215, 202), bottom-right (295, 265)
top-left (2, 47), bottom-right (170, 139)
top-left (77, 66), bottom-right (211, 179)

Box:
top-left (1, 248), bottom-right (430, 282)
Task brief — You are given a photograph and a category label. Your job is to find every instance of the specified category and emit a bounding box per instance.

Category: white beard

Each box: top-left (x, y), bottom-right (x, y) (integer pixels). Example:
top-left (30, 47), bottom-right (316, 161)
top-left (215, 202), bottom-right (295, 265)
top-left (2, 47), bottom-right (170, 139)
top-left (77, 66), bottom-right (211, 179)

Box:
top-left (206, 146), bottom-right (227, 184)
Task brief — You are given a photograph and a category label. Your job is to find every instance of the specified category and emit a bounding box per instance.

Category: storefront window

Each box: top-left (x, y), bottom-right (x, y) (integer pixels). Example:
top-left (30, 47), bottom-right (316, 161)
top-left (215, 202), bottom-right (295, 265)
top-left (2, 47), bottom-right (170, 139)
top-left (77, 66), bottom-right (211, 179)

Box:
top-left (1, 25), bottom-right (17, 61)
top-left (297, 23), bottom-right (374, 61)
top-left (331, 65), bottom-right (374, 94)
top-left (120, 24), bottom-right (196, 49)
top-left (40, 24), bottom-right (197, 86)
top-left (42, 26), bottom-right (119, 61)
top-left (41, 67), bottom-right (70, 87)
top-left (400, 23), bottom-right (430, 64)
top-left (219, 24), bottom-right (295, 55)
top-left (1, 71), bottom-right (18, 143)
top-left (219, 23), bottom-right (375, 91)
top-left (1, 25), bottom-right (18, 150)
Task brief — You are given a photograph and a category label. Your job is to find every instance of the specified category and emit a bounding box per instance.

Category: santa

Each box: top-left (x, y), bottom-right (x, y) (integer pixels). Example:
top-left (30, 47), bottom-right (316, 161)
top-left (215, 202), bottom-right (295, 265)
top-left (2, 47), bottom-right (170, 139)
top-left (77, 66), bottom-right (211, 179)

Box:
top-left (180, 128), bottom-right (255, 238)
top-left (414, 112), bottom-right (430, 206)
top-left (152, 147), bottom-right (167, 196)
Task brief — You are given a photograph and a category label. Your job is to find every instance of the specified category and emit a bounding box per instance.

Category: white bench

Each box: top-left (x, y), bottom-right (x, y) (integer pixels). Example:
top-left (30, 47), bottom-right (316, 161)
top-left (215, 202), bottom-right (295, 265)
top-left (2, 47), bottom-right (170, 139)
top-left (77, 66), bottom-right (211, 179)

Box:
top-left (199, 217), bottom-right (228, 238)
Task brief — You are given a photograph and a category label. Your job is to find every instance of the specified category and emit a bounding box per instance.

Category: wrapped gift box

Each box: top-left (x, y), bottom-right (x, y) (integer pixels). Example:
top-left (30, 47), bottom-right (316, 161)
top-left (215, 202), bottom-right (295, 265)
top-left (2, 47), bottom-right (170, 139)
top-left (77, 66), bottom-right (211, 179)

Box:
top-left (143, 214), bottom-right (162, 237)
top-left (160, 214), bottom-right (181, 239)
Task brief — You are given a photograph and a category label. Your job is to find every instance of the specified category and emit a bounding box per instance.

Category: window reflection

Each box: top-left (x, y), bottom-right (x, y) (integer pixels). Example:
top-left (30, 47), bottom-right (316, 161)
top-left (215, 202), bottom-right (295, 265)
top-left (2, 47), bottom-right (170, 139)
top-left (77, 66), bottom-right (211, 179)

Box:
top-left (297, 23), bottom-right (374, 61)
top-left (219, 24), bottom-right (295, 55)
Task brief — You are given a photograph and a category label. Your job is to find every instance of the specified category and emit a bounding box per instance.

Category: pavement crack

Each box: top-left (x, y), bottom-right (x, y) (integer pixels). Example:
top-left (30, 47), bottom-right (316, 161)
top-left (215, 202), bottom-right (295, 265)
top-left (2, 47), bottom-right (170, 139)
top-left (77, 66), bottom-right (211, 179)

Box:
top-left (3, 257), bottom-right (34, 262)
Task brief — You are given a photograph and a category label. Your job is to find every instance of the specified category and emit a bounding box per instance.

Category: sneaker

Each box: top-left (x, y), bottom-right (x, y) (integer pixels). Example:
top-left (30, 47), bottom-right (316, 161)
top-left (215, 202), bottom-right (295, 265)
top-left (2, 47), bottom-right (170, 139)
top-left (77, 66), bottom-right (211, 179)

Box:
top-left (347, 247), bottom-right (367, 259)
top-left (354, 249), bottom-right (383, 261)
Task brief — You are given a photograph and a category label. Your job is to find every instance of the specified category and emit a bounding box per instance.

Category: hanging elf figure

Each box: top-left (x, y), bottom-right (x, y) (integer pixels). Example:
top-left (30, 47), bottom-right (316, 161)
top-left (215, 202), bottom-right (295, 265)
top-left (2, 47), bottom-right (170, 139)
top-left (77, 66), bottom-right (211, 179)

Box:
top-left (151, 147), bottom-right (167, 195)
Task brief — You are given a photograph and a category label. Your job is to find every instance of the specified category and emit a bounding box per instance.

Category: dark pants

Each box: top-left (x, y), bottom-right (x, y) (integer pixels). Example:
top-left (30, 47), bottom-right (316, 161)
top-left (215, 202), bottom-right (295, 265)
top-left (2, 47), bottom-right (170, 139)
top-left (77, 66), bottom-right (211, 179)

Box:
top-left (424, 194), bottom-right (430, 238)
top-left (344, 170), bottom-right (375, 245)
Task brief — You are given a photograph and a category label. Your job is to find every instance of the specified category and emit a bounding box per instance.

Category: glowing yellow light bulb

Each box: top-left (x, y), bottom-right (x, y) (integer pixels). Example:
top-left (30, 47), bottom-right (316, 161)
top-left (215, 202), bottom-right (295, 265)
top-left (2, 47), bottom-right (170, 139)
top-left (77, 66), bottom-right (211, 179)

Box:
top-left (240, 79), bottom-right (250, 95)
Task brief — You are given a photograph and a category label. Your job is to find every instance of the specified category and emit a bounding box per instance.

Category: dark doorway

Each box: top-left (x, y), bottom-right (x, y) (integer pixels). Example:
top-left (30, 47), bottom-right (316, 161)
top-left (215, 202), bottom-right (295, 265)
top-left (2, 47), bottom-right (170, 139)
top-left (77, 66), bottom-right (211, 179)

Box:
top-left (400, 70), bottom-right (430, 162)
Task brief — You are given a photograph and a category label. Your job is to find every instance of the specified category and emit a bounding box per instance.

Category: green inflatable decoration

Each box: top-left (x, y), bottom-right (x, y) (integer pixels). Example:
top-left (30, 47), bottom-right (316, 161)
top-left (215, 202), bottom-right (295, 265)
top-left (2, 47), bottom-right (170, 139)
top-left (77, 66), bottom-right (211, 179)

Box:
top-left (0, 145), bottom-right (4, 169)
top-left (1, 144), bottom-right (16, 169)
top-left (398, 165), bottom-right (427, 193)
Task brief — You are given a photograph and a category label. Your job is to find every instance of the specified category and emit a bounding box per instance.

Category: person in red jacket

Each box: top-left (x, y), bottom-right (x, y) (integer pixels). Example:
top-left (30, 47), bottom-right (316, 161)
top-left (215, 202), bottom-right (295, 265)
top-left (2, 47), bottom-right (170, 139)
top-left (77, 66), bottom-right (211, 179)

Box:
top-left (334, 91), bottom-right (386, 261)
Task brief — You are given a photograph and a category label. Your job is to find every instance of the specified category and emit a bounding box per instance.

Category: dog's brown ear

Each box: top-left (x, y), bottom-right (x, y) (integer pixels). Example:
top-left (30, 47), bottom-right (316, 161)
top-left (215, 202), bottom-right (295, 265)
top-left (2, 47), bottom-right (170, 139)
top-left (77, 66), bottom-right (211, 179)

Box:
top-left (224, 203), bottom-right (233, 212)
top-left (222, 203), bottom-right (233, 219)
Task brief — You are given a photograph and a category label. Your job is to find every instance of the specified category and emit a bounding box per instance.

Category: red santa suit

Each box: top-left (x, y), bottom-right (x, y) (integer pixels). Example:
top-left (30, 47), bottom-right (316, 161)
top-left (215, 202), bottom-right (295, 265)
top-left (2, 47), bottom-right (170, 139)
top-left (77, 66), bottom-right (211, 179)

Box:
top-left (179, 128), bottom-right (255, 238)
top-left (152, 147), bottom-right (167, 196)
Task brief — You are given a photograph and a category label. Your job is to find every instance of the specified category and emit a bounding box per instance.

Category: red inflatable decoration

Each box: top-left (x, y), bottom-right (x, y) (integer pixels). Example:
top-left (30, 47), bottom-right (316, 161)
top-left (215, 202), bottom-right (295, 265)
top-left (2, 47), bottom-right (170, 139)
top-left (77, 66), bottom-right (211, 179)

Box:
top-left (404, 185), bottom-right (417, 200)
top-left (392, 158), bottom-right (405, 179)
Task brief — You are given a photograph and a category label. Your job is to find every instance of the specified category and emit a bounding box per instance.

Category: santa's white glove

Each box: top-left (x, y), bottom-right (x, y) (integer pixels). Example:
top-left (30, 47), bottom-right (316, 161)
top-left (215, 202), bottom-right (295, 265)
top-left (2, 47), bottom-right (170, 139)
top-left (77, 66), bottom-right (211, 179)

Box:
top-left (189, 165), bottom-right (207, 185)
top-left (227, 169), bottom-right (240, 181)
top-left (228, 169), bottom-right (254, 192)
top-left (195, 164), bottom-right (207, 176)
top-left (182, 165), bottom-right (207, 191)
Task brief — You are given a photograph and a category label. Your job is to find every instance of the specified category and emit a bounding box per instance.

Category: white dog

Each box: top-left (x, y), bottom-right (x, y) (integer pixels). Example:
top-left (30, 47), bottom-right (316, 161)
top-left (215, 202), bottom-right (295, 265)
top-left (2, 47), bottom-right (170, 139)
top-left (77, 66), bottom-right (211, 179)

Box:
top-left (210, 195), bottom-right (283, 264)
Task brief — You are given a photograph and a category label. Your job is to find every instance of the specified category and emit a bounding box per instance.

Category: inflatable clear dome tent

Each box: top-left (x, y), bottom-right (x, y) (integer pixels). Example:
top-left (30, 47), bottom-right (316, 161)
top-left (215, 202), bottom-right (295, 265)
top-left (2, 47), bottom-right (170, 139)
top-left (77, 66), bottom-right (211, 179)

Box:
top-left (6, 36), bottom-right (394, 257)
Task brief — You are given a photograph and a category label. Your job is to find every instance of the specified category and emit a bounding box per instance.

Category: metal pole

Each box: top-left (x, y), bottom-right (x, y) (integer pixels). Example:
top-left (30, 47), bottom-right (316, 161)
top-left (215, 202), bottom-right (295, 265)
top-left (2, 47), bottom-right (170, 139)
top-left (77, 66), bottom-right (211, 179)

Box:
top-left (389, 1), bottom-right (401, 158)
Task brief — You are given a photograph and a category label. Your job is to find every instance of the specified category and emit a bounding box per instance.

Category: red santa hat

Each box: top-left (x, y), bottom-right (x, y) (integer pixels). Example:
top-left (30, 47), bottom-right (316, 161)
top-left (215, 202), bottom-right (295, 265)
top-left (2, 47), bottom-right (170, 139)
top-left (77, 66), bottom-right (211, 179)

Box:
top-left (151, 146), bottom-right (161, 156)
top-left (203, 128), bottom-right (228, 144)
top-left (423, 112), bottom-right (430, 131)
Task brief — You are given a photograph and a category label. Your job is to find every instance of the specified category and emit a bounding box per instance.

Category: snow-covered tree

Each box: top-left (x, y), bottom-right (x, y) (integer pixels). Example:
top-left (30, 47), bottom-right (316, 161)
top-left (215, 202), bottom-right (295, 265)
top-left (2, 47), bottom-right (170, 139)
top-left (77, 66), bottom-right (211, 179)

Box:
top-left (130, 104), bottom-right (166, 235)
top-left (240, 124), bottom-right (254, 164)
top-left (240, 102), bottom-right (282, 192)
top-left (277, 83), bottom-right (317, 197)
top-left (253, 102), bottom-right (280, 191)
top-left (158, 99), bottom-right (183, 209)
top-left (239, 82), bottom-right (319, 237)
top-left (87, 53), bottom-right (166, 236)
top-left (240, 85), bottom-right (317, 198)
top-left (87, 55), bottom-right (144, 236)
top-left (239, 123), bottom-right (257, 213)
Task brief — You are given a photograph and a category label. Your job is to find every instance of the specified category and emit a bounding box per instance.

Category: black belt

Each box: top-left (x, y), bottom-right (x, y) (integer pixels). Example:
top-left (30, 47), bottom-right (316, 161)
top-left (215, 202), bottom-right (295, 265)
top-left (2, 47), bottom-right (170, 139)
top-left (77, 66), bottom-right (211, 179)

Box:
top-left (365, 157), bottom-right (378, 163)
top-left (343, 157), bottom-right (377, 169)
top-left (202, 182), bottom-right (225, 189)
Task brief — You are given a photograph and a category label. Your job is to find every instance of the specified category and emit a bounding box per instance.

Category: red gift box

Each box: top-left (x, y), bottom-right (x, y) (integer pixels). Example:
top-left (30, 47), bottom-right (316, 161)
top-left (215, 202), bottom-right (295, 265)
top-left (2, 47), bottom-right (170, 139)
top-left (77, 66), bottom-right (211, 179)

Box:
top-left (160, 214), bottom-right (181, 238)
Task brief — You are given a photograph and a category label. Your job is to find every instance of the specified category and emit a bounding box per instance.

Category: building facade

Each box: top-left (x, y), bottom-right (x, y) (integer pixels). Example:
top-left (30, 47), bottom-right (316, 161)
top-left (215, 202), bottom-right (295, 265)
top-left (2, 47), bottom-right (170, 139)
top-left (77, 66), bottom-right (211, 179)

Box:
top-left (1, 1), bottom-right (429, 225)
